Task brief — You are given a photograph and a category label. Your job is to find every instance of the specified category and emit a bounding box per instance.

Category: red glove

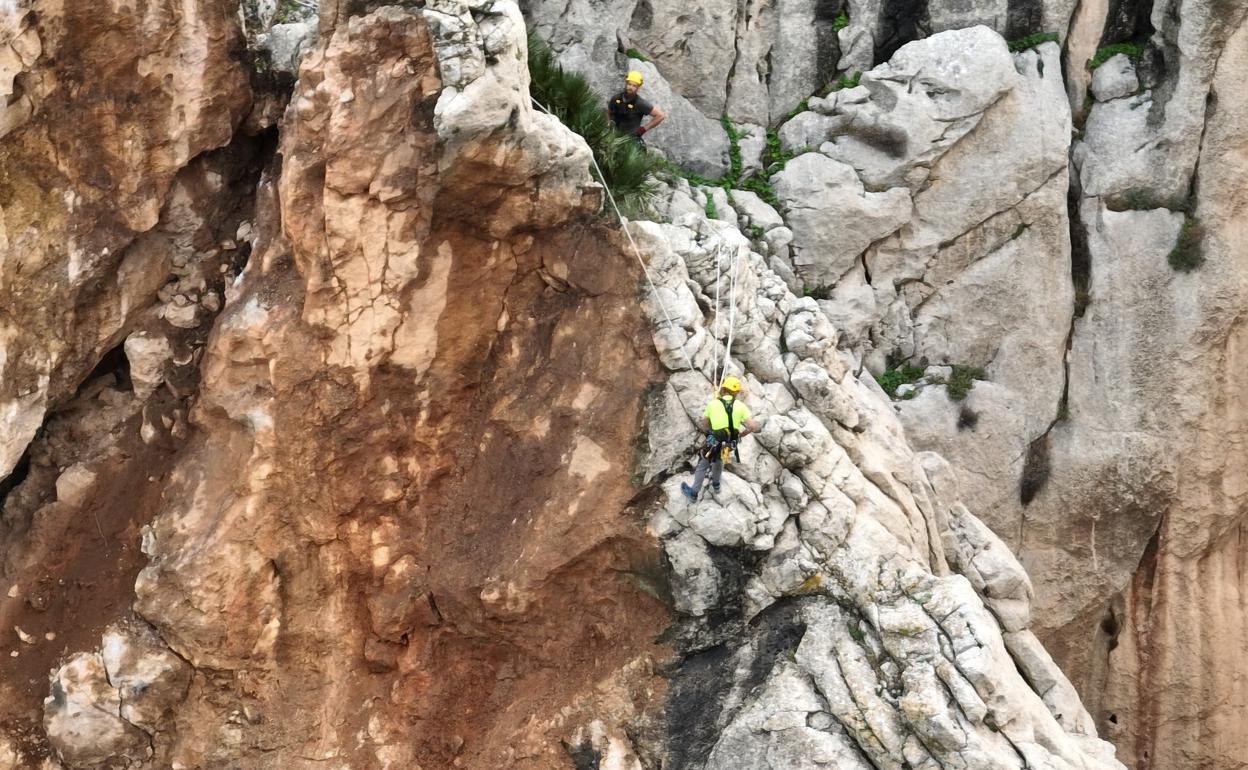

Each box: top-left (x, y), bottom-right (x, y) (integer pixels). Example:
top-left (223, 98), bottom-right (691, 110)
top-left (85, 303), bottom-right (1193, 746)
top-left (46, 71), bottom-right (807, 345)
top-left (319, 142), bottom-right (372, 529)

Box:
top-left (636, 125), bottom-right (648, 136)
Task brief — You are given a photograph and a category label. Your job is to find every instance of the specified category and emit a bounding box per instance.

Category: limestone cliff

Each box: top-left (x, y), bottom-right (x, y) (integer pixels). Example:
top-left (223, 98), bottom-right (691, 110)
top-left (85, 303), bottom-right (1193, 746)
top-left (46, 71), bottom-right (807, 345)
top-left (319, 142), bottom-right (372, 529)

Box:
top-left (0, 0), bottom-right (1243, 769)
top-left (521, 0), bottom-right (1248, 766)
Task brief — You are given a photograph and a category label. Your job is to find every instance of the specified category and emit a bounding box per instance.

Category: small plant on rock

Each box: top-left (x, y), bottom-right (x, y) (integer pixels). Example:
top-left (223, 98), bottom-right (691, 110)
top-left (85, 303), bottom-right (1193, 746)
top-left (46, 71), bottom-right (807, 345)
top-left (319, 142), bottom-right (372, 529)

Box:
top-left (875, 364), bottom-right (925, 399)
top-left (740, 176), bottom-right (781, 209)
top-left (945, 365), bottom-right (986, 401)
top-left (1168, 216), bottom-right (1206, 272)
top-left (624, 47), bottom-right (649, 62)
top-left (833, 11), bottom-right (850, 32)
top-left (1088, 42), bottom-right (1144, 70)
top-left (703, 194), bottom-right (719, 220)
top-left (822, 71), bottom-right (861, 96)
top-left (1008, 32), bottom-right (1060, 53)
top-left (803, 284), bottom-right (833, 301)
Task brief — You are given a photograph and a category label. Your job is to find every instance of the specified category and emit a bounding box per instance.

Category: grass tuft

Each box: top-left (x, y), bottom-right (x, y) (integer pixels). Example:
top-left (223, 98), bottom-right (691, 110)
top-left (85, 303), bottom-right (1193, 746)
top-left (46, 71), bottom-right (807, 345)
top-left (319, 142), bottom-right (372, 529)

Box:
top-left (945, 365), bottom-right (986, 401)
top-left (875, 364), bottom-right (925, 399)
top-left (1088, 42), bottom-right (1144, 70)
top-left (624, 47), bottom-right (649, 62)
top-left (823, 71), bottom-right (862, 96)
top-left (1008, 32), bottom-right (1060, 53)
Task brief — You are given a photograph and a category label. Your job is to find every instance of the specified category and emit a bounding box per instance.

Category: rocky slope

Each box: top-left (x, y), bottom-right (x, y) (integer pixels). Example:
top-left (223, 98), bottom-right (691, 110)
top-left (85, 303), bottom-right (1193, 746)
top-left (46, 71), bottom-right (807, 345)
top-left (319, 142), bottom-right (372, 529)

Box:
top-left (526, 0), bottom-right (1248, 766)
top-left (0, 0), bottom-right (1244, 768)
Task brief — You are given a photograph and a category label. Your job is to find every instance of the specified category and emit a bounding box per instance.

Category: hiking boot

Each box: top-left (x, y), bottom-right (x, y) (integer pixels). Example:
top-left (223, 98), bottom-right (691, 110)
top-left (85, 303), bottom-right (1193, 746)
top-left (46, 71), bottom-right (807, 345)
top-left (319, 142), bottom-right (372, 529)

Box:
top-left (711, 483), bottom-right (721, 495)
top-left (680, 482), bottom-right (698, 501)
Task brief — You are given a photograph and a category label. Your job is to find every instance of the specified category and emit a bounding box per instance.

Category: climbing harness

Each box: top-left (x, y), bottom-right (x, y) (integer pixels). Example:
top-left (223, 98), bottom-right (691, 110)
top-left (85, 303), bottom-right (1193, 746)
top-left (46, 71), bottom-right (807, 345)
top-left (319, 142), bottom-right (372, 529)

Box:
top-left (703, 395), bottom-right (742, 465)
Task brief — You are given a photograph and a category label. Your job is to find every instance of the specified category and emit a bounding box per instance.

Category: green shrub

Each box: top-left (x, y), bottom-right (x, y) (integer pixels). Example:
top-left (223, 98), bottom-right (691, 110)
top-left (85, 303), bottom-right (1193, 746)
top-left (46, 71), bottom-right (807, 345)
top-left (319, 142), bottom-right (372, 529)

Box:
top-left (945, 365), bottom-right (986, 401)
top-left (803, 284), bottom-right (833, 301)
top-left (749, 224), bottom-right (766, 240)
top-left (656, 90), bottom-right (812, 214)
top-left (624, 47), bottom-right (649, 62)
top-left (1168, 216), bottom-right (1206, 272)
top-left (833, 11), bottom-right (850, 32)
top-left (1008, 32), bottom-right (1059, 53)
top-left (1088, 42), bottom-right (1143, 70)
top-left (528, 34), bottom-right (663, 216)
top-left (875, 364), bottom-right (925, 398)
top-left (847, 620), bottom-right (866, 643)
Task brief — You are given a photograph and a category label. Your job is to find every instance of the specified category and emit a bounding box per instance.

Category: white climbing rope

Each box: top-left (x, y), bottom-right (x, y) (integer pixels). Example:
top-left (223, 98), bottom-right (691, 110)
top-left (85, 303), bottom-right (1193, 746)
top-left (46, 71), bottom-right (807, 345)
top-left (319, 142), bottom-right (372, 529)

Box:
top-left (530, 96), bottom-right (698, 375)
top-left (719, 244), bottom-right (742, 386)
top-left (711, 240), bottom-right (724, 387)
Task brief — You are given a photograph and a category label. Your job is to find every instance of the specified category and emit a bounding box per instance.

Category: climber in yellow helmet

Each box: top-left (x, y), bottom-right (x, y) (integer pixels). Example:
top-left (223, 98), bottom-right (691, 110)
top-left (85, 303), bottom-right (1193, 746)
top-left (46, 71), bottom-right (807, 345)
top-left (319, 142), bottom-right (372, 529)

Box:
top-left (681, 376), bottom-right (759, 501)
top-left (607, 70), bottom-right (666, 146)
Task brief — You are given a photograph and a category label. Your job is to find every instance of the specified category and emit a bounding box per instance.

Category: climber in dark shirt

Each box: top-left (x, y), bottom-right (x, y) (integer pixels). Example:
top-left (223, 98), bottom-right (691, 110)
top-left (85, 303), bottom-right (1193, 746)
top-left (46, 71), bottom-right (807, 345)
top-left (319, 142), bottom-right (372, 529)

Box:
top-left (607, 70), bottom-right (666, 145)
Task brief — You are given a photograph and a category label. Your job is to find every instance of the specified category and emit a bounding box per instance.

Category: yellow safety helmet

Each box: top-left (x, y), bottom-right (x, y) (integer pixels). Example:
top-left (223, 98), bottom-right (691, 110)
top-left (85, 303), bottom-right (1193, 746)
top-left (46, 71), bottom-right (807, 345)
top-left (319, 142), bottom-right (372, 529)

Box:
top-left (720, 376), bottom-right (742, 393)
top-left (625, 70), bottom-right (644, 86)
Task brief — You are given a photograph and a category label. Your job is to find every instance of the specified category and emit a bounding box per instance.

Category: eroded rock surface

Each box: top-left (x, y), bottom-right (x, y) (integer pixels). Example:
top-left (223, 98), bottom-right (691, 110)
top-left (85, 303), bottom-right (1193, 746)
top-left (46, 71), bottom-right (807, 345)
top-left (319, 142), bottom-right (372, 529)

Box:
top-left (0, 0), bottom-right (249, 480)
top-left (631, 196), bottom-right (1121, 770)
top-left (3, 0), bottom-right (1248, 768)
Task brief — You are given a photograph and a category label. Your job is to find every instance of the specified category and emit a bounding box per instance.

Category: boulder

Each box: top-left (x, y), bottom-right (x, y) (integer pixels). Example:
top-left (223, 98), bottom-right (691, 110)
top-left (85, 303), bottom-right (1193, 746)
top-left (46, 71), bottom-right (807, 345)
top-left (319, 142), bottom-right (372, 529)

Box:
top-left (1090, 53), bottom-right (1139, 101)
top-left (263, 21), bottom-right (317, 75)
top-left (729, 189), bottom-right (783, 232)
top-left (100, 625), bottom-right (192, 733)
top-left (124, 333), bottom-right (173, 399)
top-left (44, 654), bottom-right (151, 768)
top-left (772, 153), bottom-right (911, 287)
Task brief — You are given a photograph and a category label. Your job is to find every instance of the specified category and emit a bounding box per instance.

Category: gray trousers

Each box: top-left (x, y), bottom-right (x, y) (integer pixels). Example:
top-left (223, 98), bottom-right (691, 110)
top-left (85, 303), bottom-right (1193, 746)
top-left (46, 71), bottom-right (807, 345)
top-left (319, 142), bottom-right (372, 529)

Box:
top-left (690, 453), bottom-right (723, 494)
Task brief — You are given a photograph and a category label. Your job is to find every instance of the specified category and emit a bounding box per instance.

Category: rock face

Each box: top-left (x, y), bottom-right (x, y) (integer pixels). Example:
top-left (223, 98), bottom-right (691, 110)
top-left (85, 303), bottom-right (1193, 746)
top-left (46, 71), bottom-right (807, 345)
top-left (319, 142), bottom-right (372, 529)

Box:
top-left (0, 0), bottom-right (250, 481)
top-left (7, 2), bottom-right (677, 767)
top-left (631, 200), bottom-right (1120, 770)
top-left (3, 0), bottom-right (1248, 768)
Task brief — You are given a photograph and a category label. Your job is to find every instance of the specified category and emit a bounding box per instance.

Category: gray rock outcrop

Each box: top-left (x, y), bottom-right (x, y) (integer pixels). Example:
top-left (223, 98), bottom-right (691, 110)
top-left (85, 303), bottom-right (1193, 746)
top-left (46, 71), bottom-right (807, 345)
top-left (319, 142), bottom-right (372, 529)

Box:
top-left (632, 188), bottom-right (1122, 769)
